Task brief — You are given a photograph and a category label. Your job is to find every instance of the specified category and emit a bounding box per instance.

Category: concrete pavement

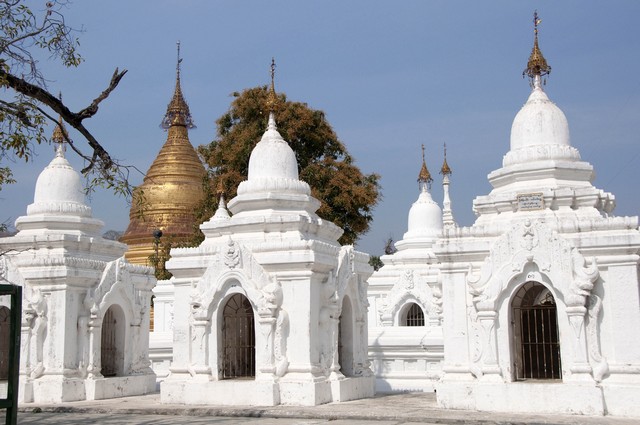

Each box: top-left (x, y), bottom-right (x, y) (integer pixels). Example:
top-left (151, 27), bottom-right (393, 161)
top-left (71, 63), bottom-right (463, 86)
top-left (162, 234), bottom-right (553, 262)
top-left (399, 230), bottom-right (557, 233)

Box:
top-left (11, 391), bottom-right (640, 424)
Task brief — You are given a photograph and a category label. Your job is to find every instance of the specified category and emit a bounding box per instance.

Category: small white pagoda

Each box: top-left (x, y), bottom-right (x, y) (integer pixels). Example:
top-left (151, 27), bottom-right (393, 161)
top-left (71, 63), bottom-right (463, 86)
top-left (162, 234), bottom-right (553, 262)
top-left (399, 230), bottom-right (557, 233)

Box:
top-left (367, 146), bottom-right (449, 392)
top-left (434, 16), bottom-right (640, 417)
top-left (160, 71), bottom-right (374, 406)
top-left (0, 122), bottom-right (156, 403)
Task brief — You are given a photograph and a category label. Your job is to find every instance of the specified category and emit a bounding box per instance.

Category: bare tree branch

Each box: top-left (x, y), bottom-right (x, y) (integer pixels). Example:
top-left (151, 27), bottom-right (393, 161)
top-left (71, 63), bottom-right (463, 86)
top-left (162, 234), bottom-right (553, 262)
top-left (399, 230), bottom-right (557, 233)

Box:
top-left (77, 68), bottom-right (127, 119)
top-left (0, 66), bottom-right (128, 173)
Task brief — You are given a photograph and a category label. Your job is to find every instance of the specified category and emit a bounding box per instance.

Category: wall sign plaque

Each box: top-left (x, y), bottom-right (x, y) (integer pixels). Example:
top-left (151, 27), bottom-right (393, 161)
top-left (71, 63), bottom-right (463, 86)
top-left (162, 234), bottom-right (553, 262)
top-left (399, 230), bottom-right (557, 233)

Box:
top-left (517, 193), bottom-right (544, 211)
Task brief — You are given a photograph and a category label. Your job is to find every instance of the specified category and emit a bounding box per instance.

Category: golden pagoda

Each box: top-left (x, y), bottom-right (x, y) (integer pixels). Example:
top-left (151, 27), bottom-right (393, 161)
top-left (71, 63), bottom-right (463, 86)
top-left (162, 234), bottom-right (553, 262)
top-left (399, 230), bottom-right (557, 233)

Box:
top-left (120, 43), bottom-right (206, 266)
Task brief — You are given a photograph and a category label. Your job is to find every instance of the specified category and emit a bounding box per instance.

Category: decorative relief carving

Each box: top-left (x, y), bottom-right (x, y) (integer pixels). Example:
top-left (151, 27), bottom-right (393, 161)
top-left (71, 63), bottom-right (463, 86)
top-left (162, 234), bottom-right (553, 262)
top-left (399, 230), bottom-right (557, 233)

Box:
top-left (467, 307), bottom-right (483, 375)
top-left (503, 144), bottom-right (581, 166)
top-left (319, 271), bottom-right (340, 373)
top-left (223, 237), bottom-right (241, 269)
top-left (379, 269), bottom-right (432, 326)
top-left (336, 246), bottom-right (355, 300)
top-left (190, 239), bottom-right (273, 320)
top-left (586, 294), bottom-right (608, 382)
top-left (431, 284), bottom-right (443, 320)
top-left (273, 309), bottom-right (289, 377)
top-left (189, 238), bottom-right (292, 378)
top-left (466, 219), bottom-right (599, 312)
top-left (24, 288), bottom-right (47, 379)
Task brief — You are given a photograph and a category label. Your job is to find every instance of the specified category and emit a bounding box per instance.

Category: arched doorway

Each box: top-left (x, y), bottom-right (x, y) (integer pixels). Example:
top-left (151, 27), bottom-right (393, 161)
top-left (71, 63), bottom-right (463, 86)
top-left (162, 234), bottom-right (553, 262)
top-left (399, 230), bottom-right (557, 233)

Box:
top-left (511, 282), bottom-right (561, 380)
top-left (338, 296), bottom-right (354, 377)
top-left (101, 304), bottom-right (126, 377)
top-left (222, 293), bottom-right (255, 379)
top-left (401, 303), bottom-right (425, 326)
top-left (0, 306), bottom-right (9, 380)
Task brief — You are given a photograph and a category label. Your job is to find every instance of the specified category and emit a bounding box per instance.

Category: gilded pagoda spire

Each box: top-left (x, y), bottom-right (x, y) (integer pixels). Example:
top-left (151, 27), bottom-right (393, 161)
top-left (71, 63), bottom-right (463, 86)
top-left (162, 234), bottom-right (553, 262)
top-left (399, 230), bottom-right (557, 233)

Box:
top-left (121, 44), bottom-right (206, 266)
top-left (160, 41), bottom-right (195, 129)
top-left (52, 93), bottom-right (68, 158)
top-left (440, 143), bottom-right (456, 229)
top-left (266, 57), bottom-right (278, 115)
top-left (440, 143), bottom-right (452, 176)
top-left (52, 115), bottom-right (68, 158)
top-left (523, 11), bottom-right (551, 83)
top-left (418, 144), bottom-right (433, 190)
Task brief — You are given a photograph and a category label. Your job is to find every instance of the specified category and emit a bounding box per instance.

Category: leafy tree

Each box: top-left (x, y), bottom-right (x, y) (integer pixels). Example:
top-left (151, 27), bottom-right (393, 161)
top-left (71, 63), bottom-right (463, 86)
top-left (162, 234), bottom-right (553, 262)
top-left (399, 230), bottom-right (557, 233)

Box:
top-left (197, 86), bottom-right (380, 245)
top-left (368, 255), bottom-right (384, 271)
top-left (368, 236), bottom-right (397, 271)
top-left (0, 0), bottom-right (131, 195)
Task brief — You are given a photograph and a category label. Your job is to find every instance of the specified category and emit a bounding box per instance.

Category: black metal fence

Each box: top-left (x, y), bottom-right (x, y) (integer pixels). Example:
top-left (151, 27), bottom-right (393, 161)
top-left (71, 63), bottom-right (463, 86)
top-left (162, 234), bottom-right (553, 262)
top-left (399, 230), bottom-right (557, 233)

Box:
top-left (0, 284), bottom-right (22, 425)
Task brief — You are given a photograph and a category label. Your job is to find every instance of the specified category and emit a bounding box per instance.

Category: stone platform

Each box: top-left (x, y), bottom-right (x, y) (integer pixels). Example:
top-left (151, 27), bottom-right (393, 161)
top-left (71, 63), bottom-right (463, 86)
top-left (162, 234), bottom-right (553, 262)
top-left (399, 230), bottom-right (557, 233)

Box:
top-left (16, 391), bottom-right (640, 424)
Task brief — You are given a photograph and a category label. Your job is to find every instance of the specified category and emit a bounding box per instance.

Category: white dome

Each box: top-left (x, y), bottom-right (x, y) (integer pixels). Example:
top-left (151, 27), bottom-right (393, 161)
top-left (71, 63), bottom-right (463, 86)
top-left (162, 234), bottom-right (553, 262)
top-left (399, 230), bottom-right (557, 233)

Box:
top-left (404, 188), bottom-right (442, 239)
top-left (510, 85), bottom-right (570, 151)
top-left (237, 113), bottom-right (311, 198)
top-left (247, 113), bottom-right (299, 181)
top-left (26, 146), bottom-right (91, 217)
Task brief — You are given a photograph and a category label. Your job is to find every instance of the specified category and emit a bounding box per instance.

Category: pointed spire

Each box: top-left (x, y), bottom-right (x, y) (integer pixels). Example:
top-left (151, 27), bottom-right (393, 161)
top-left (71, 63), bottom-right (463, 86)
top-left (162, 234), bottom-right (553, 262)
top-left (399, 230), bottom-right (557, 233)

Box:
top-left (161, 41), bottom-right (195, 130)
top-left (440, 143), bottom-right (456, 229)
top-left (440, 143), bottom-right (452, 176)
top-left (52, 93), bottom-right (68, 158)
top-left (266, 57), bottom-right (278, 114)
top-left (418, 144), bottom-right (433, 190)
top-left (523, 11), bottom-right (551, 84)
top-left (212, 181), bottom-right (230, 221)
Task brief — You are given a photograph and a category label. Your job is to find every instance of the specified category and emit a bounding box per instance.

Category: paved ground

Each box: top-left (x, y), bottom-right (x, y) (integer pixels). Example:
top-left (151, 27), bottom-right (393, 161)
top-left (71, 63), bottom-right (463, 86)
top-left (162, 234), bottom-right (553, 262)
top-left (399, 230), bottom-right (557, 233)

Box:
top-left (5, 391), bottom-right (640, 424)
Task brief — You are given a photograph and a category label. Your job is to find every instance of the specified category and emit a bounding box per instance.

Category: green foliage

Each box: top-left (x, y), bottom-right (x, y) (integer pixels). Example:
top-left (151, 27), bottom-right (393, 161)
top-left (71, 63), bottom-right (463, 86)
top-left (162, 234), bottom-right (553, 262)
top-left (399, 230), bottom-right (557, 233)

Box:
top-left (368, 237), bottom-right (396, 271)
top-left (198, 86), bottom-right (381, 245)
top-left (148, 236), bottom-right (173, 280)
top-left (0, 1), bottom-right (132, 199)
top-left (368, 255), bottom-right (384, 271)
top-left (0, 0), bottom-right (82, 190)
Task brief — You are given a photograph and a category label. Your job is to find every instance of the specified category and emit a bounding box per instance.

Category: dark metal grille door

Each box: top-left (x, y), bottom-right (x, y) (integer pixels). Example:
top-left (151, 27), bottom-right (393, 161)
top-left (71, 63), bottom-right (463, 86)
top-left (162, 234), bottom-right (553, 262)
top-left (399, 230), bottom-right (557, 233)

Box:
top-left (0, 307), bottom-right (9, 380)
top-left (405, 303), bottom-right (425, 326)
top-left (101, 307), bottom-right (118, 377)
top-left (514, 305), bottom-right (561, 380)
top-left (222, 294), bottom-right (255, 379)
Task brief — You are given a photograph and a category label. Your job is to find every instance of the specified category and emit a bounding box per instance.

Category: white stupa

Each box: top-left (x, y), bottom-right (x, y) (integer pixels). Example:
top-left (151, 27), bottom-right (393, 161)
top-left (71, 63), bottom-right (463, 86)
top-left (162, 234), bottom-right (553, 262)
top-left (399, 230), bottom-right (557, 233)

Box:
top-left (0, 121), bottom-right (156, 403)
top-left (161, 66), bottom-right (374, 406)
top-left (434, 15), bottom-right (640, 417)
top-left (368, 147), bottom-right (446, 392)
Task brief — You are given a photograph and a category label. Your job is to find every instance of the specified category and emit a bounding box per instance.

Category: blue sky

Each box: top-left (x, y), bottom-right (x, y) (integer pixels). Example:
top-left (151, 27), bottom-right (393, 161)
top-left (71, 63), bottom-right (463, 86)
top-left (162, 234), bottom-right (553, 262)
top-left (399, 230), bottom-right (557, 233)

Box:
top-left (2, 1), bottom-right (640, 255)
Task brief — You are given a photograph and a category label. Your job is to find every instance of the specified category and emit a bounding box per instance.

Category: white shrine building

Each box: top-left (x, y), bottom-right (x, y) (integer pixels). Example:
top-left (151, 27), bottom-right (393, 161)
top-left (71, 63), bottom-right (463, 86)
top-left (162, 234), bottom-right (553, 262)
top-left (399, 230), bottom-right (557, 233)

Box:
top-left (159, 81), bottom-right (375, 406)
top-left (367, 148), bottom-right (449, 392)
top-left (367, 19), bottom-right (640, 417)
top-left (0, 122), bottom-right (156, 403)
top-left (2, 14), bottom-right (635, 418)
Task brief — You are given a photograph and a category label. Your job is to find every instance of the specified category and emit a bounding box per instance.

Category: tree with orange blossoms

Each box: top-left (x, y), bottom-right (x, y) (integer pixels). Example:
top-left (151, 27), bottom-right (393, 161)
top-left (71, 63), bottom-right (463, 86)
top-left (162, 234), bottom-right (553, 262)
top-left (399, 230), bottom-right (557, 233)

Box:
top-left (197, 86), bottom-right (380, 246)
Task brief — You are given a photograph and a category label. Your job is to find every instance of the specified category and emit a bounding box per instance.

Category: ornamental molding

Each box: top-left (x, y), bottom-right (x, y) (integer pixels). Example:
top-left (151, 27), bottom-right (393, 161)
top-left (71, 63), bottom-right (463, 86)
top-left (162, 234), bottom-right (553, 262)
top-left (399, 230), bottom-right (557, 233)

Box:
top-left (11, 255), bottom-right (107, 271)
top-left (379, 269), bottom-right (435, 326)
top-left (237, 177), bottom-right (311, 196)
top-left (336, 245), bottom-right (356, 301)
top-left (502, 144), bottom-right (581, 166)
top-left (466, 219), bottom-right (599, 312)
top-left (25, 201), bottom-right (92, 217)
top-left (188, 236), bottom-right (290, 377)
top-left (87, 256), bottom-right (142, 325)
top-left (190, 237), bottom-right (278, 321)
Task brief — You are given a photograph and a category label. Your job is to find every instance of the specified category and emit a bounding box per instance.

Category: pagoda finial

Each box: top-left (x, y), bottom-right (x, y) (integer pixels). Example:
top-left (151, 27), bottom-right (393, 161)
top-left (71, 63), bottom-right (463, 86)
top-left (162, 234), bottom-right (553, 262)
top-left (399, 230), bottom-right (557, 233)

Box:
top-left (418, 144), bottom-right (433, 188)
top-left (176, 40), bottom-right (183, 82)
top-left (523, 11), bottom-right (551, 84)
top-left (266, 57), bottom-right (278, 114)
top-left (161, 41), bottom-right (195, 130)
top-left (216, 179), bottom-right (224, 197)
top-left (52, 92), bottom-right (67, 158)
top-left (440, 143), bottom-right (452, 176)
